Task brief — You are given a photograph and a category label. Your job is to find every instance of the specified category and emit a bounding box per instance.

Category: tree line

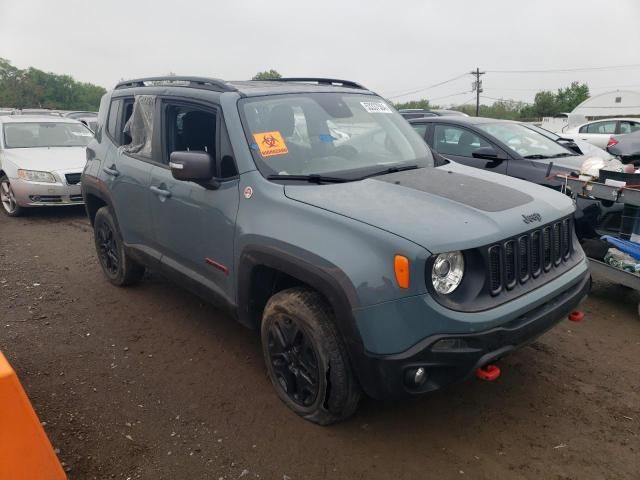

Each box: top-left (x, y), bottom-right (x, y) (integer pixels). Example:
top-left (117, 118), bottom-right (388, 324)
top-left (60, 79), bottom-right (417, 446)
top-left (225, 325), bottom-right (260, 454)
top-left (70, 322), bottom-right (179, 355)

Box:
top-left (0, 58), bottom-right (106, 111)
top-left (392, 82), bottom-right (590, 120)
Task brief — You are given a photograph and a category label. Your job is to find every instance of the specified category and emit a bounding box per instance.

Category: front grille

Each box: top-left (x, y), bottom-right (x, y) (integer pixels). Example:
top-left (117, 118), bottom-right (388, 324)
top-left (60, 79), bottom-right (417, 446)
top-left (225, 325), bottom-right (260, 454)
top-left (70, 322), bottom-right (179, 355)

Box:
top-left (488, 217), bottom-right (574, 296)
top-left (65, 173), bottom-right (82, 185)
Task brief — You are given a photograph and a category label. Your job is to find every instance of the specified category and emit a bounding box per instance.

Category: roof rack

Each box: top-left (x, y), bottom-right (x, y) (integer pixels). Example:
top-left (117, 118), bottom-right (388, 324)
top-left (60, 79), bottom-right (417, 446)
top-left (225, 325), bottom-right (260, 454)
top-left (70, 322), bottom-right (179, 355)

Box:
top-left (115, 76), bottom-right (237, 92)
top-left (271, 77), bottom-right (367, 90)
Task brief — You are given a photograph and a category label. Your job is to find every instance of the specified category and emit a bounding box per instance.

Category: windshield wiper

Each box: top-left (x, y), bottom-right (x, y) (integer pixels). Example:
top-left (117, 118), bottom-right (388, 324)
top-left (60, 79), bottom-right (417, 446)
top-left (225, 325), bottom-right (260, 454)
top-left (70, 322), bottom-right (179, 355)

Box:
top-left (267, 174), bottom-right (350, 184)
top-left (359, 164), bottom-right (419, 180)
top-left (522, 154), bottom-right (551, 159)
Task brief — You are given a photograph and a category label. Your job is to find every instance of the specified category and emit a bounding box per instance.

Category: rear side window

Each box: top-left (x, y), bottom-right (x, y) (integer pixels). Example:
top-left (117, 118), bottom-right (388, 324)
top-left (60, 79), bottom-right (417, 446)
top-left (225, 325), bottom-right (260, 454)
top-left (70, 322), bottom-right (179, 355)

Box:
top-left (581, 121), bottom-right (616, 134)
top-left (122, 95), bottom-right (155, 158)
top-left (411, 124), bottom-right (428, 139)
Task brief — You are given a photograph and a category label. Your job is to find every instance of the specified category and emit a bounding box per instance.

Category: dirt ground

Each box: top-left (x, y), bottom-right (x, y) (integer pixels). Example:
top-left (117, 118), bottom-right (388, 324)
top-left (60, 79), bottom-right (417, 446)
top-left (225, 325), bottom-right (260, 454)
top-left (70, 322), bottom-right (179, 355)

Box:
top-left (0, 206), bottom-right (638, 480)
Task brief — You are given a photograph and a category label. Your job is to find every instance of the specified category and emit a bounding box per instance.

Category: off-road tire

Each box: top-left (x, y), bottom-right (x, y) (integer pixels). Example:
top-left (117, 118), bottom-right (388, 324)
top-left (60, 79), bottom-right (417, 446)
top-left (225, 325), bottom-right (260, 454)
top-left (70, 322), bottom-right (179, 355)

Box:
top-left (261, 287), bottom-right (361, 425)
top-left (93, 206), bottom-right (145, 286)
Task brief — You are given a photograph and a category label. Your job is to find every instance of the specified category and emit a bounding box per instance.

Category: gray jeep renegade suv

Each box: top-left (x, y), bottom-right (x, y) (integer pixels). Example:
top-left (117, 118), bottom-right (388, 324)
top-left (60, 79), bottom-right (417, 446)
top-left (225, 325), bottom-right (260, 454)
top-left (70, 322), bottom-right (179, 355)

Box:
top-left (82, 76), bottom-right (590, 424)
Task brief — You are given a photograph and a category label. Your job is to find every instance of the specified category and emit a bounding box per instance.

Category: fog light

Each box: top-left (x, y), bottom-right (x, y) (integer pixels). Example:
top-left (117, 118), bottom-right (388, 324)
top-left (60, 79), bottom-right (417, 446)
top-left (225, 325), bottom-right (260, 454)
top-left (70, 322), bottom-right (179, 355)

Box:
top-left (405, 367), bottom-right (427, 387)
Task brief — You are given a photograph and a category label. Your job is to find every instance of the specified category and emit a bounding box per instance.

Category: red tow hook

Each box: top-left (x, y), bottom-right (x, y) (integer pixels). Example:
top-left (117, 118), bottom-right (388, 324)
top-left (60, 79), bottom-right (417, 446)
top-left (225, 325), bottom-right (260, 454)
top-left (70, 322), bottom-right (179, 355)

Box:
top-left (475, 364), bottom-right (501, 381)
top-left (567, 310), bottom-right (585, 322)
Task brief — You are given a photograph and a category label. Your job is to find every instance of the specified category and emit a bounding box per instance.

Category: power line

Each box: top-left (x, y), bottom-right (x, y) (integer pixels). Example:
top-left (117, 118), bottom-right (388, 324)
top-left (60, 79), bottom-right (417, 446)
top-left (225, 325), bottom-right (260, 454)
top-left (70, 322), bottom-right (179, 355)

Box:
top-left (481, 95), bottom-right (533, 105)
top-left (486, 63), bottom-right (640, 74)
top-left (387, 73), bottom-right (468, 99)
top-left (428, 90), bottom-right (474, 101)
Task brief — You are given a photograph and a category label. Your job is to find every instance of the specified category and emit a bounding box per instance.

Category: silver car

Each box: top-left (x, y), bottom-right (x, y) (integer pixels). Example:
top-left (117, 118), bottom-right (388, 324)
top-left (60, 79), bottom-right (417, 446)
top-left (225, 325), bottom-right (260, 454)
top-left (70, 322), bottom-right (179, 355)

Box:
top-left (0, 115), bottom-right (93, 216)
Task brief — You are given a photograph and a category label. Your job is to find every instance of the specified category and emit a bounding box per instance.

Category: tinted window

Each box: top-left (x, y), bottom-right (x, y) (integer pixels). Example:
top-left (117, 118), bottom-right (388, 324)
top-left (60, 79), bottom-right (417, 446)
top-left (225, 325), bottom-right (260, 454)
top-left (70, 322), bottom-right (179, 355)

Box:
top-left (477, 122), bottom-right (570, 158)
top-left (432, 125), bottom-right (490, 158)
top-left (411, 124), bottom-right (428, 139)
top-left (584, 121), bottom-right (616, 134)
top-left (619, 121), bottom-right (640, 134)
top-left (107, 99), bottom-right (121, 140)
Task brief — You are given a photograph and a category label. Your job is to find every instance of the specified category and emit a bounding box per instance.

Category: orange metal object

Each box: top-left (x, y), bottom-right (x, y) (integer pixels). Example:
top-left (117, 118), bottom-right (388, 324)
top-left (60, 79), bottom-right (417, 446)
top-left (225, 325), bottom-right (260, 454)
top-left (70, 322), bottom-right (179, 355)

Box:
top-left (0, 351), bottom-right (66, 480)
top-left (394, 255), bottom-right (410, 288)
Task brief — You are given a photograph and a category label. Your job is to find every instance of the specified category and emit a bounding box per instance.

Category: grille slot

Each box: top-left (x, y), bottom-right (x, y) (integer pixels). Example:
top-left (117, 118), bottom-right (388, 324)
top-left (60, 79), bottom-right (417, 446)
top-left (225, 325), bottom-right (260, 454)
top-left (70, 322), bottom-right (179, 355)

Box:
top-left (65, 173), bottom-right (82, 185)
top-left (504, 240), bottom-right (517, 290)
top-left (488, 246), bottom-right (502, 296)
top-left (487, 217), bottom-right (573, 296)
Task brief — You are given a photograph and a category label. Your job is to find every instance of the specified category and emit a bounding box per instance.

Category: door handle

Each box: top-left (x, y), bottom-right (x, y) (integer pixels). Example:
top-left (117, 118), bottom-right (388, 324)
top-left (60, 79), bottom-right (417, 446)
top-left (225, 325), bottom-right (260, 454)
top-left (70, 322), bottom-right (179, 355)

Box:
top-left (103, 165), bottom-right (120, 177)
top-left (150, 185), bottom-right (172, 199)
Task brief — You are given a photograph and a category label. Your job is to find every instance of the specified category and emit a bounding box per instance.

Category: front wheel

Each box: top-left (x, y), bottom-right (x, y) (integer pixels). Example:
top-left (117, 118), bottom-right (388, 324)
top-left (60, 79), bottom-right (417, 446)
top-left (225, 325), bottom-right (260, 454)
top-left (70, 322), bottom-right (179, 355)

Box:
top-left (261, 287), bottom-right (361, 425)
top-left (93, 206), bottom-right (145, 286)
top-left (0, 175), bottom-right (24, 217)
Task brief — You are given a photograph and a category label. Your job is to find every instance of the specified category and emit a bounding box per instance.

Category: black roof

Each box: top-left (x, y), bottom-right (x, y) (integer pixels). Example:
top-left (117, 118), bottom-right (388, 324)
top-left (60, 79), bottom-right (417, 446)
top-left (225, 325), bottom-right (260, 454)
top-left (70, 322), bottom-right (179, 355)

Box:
top-left (113, 76), bottom-right (374, 97)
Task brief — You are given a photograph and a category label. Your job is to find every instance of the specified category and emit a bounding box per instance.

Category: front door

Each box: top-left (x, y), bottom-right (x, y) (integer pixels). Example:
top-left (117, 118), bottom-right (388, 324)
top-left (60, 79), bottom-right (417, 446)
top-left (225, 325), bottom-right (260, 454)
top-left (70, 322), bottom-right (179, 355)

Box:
top-left (148, 100), bottom-right (240, 304)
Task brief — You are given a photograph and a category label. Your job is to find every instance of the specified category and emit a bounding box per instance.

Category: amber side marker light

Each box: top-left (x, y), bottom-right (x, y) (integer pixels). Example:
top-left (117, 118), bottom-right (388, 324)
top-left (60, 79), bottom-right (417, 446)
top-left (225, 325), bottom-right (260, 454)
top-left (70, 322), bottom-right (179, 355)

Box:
top-left (394, 255), bottom-right (410, 289)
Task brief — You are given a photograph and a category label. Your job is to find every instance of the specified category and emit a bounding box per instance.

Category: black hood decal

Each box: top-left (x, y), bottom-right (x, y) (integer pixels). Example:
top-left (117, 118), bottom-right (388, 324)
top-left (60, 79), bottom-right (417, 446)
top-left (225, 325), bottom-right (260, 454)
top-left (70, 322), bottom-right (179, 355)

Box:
top-left (374, 168), bottom-right (533, 212)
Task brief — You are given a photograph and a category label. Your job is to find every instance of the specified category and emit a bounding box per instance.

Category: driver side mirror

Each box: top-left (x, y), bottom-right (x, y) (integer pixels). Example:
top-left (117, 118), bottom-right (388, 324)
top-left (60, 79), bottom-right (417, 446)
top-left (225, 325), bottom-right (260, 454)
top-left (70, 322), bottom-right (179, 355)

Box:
top-left (472, 146), bottom-right (500, 160)
top-left (169, 151), bottom-right (215, 181)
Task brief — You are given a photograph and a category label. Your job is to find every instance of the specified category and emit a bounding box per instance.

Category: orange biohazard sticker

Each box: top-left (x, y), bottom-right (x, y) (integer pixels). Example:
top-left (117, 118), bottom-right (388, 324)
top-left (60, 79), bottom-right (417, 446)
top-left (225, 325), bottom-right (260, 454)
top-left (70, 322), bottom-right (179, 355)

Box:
top-left (253, 131), bottom-right (289, 157)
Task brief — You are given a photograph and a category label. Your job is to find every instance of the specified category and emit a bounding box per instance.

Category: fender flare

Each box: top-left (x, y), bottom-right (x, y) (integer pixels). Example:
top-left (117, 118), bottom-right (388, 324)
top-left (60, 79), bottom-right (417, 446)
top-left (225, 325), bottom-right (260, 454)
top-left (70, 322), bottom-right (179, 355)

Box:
top-left (81, 176), bottom-right (119, 230)
top-left (236, 243), bottom-right (363, 348)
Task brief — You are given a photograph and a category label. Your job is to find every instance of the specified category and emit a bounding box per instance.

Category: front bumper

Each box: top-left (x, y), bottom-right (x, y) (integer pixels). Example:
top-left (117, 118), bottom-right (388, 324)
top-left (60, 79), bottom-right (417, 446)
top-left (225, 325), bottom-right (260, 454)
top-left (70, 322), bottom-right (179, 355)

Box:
top-left (10, 177), bottom-right (84, 207)
top-left (349, 265), bottom-right (590, 400)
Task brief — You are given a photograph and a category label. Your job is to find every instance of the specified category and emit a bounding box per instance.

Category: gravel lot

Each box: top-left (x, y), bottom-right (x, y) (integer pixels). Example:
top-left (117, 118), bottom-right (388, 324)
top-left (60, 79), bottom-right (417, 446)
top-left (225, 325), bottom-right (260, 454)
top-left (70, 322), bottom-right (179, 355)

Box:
top-left (0, 206), bottom-right (638, 480)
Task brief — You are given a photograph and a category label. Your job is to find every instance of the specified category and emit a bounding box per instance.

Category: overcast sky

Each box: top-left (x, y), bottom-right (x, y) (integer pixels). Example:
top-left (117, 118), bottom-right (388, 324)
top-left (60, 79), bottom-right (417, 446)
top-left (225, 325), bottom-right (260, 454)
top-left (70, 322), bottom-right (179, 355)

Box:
top-left (1, 0), bottom-right (639, 106)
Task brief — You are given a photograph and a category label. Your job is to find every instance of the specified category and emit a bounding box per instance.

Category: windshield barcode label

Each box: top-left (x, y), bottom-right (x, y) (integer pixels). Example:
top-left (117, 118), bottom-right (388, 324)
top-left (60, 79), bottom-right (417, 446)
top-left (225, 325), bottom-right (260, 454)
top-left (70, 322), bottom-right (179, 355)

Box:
top-left (360, 101), bottom-right (393, 114)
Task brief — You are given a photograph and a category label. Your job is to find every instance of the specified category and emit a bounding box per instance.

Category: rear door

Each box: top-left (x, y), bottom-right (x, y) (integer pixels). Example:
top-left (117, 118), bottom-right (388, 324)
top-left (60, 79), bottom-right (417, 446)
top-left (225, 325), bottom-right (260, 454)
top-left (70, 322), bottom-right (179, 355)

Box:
top-left (430, 123), bottom-right (508, 174)
top-left (148, 98), bottom-right (240, 304)
top-left (576, 120), bottom-right (617, 148)
top-left (101, 95), bottom-right (156, 251)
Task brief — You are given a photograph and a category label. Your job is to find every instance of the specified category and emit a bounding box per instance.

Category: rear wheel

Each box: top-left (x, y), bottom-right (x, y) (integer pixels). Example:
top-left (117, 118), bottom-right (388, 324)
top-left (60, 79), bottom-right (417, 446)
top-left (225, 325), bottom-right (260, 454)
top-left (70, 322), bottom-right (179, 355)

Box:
top-left (261, 287), bottom-right (361, 425)
top-left (93, 206), bottom-right (145, 286)
top-left (0, 175), bottom-right (24, 217)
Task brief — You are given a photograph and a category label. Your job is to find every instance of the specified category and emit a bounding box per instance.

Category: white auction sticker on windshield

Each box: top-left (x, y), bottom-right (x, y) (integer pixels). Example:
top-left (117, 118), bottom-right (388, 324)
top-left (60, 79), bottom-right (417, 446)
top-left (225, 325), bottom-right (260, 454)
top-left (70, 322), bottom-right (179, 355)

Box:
top-left (360, 101), bottom-right (393, 114)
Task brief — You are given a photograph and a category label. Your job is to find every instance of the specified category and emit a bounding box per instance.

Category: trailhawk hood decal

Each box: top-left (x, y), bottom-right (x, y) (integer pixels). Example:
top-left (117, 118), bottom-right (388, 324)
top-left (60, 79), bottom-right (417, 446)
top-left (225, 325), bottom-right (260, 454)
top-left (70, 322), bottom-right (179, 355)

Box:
top-left (284, 162), bottom-right (575, 253)
top-left (1, 147), bottom-right (87, 174)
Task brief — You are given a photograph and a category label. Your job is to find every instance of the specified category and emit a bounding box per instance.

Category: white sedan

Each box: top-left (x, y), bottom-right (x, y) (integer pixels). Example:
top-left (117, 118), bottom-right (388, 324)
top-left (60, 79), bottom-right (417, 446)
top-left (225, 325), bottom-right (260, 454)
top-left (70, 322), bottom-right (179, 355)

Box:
top-left (0, 115), bottom-right (93, 217)
top-left (564, 118), bottom-right (640, 149)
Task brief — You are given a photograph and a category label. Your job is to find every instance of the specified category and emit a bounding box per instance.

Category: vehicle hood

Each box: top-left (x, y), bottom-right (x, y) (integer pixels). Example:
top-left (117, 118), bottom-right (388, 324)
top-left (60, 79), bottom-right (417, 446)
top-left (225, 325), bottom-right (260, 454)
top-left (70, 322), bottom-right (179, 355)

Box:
top-left (1, 147), bottom-right (86, 173)
top-left (284, 162), bottom-right (575, 253)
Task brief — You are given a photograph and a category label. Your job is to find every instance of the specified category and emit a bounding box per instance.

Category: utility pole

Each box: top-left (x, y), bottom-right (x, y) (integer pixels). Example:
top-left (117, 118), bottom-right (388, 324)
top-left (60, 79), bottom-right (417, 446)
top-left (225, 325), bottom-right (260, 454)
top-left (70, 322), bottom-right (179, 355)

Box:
top-left (470, 67), bottom-right (485, 117)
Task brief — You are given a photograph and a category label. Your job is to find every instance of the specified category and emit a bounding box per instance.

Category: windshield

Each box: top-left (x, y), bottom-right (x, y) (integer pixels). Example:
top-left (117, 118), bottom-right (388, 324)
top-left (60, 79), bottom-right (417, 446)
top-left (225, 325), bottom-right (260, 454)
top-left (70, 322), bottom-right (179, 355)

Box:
top-left (240, 93), bottom-right (433, 177)
top-left (478, 122), bottom-right (571, 158)
top-left (3, 122), bottom-right (93, 148)
top-left (524, 124), bottom-right (561, 141)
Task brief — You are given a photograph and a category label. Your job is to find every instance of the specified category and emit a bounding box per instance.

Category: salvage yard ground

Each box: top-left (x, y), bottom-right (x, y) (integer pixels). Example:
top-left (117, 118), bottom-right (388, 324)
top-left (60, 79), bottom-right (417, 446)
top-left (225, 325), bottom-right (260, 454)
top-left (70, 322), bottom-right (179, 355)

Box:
top-left (0, 207), bottom-right (638, 480)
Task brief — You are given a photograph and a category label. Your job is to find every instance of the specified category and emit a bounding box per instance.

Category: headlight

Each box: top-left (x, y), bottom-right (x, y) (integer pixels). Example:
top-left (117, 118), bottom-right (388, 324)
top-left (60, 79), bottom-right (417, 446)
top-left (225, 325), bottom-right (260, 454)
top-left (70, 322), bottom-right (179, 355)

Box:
top-left (431, 251), bottom-right (464, 294)
top-left (17, 169), bottom-right (57, 183)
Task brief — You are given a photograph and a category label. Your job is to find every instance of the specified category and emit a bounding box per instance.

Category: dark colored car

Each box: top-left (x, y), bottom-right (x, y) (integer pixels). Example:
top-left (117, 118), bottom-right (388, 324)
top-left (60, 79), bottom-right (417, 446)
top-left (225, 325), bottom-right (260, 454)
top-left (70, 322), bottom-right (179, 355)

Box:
top-left (399, 109), bottom-right (468, 120)
top-left (81, 76), bottom-right (589, 424)
top-left (408, 116), bottom-right (622, 240)
top-left (607, 130), bottom-right (640, 164)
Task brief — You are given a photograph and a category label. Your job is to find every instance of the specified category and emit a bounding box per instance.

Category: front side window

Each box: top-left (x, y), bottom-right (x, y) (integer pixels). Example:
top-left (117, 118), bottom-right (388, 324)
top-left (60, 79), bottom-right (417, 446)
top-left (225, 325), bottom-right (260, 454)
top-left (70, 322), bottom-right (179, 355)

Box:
top-left (240, 93), bottom-right (433, 177)
top-left (3, 122), bottom-right (93, 148)
top-left (106, 99), bottom-right (121, 140)
top-left (432, 125), bottom-right (490, 158)
top-left (477, 122), bottom-right (571, 158)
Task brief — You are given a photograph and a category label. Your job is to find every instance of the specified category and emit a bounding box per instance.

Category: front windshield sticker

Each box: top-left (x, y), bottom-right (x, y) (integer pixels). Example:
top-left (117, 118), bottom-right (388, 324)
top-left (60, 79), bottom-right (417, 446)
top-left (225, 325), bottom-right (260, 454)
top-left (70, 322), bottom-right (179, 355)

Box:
top-left (253, 131), bottom-right (289, 157)
top-left (360, 101), bottom-right (393, 114)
